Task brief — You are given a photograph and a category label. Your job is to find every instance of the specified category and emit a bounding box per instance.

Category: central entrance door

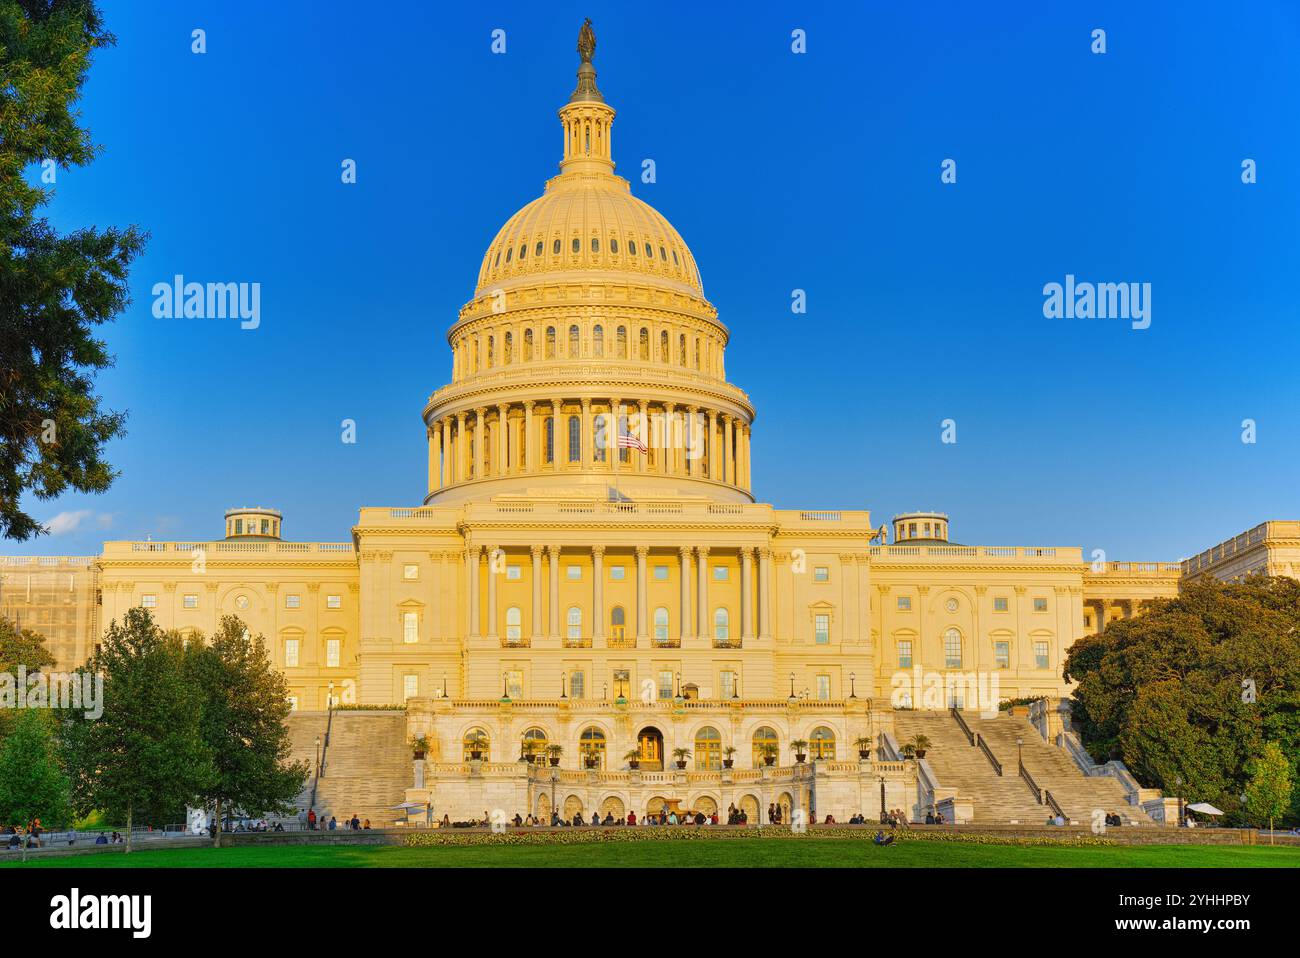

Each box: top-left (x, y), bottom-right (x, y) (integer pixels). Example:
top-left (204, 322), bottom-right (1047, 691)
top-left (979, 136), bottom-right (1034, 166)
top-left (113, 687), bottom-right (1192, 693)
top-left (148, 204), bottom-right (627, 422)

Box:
top-left (637, 726), bottom-right (664, 770)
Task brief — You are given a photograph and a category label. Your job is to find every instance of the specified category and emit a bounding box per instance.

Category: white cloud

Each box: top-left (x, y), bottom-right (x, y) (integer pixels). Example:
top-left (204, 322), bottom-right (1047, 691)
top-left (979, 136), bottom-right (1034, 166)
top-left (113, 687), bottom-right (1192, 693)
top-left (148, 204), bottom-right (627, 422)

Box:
top-left (43, 510), bottom-right (113, 536)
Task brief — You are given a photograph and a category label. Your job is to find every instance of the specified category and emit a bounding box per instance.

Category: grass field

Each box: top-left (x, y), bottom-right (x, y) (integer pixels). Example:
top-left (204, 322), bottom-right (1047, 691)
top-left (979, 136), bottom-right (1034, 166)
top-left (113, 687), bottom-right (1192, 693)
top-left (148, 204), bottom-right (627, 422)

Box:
top-left (3, 839), bottom-right (1298, 868)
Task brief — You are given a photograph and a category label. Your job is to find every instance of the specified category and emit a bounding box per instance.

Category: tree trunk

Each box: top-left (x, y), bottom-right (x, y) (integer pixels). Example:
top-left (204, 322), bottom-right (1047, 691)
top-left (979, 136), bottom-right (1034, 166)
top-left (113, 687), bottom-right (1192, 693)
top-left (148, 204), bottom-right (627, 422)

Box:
top-left (126, 803), bottom-right (133, 854)
top-left (213, 797), bottom-right (222, 848)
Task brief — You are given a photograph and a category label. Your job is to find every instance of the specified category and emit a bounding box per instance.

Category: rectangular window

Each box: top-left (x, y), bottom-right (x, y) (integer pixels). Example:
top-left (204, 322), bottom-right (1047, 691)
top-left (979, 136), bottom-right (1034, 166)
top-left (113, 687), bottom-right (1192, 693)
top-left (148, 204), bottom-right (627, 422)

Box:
top-left (326, 594), bottom-right (341, 609)
top-left (898, 640), bottom-right (912, 669)
top-left (720, 670), bottom-right (736, 700)
top-left (944, 632), bottom-right (962, 668)
top-left (285, 639), bottom-right (299, 668)
top-left (285, 594), bottom-right (301, 609)
top-left (327, 639), bottom-right (340, 668)
top-left (816, 675), bottom-right (830, 701)
top-left (1033, 597), bottom-right (1048, 612)
top-left (1083, 614), bottom-right (1093, 628)
top-left (995, 641), bottom-right (1010, 669)
top-left (813, 566), bottom-right (829, 582)
top-left (657, 670), bottom-right (674, 701)
top-left (506, 565), bottom-right (522, 580)
top-left (993, 596), bottom-right (1008, 612)
top-left (1035, 642), bottom-right (1049, 669)
top-left (610, 566), bottom-right (626, 581)
top-left (183, 594), bottom-right (198, 609)
top-left (566, 565), bottom-right (582, 581)
top-left (403, 674), bottom-right (418, 700)
top-left (653, 565), bottom-right (669, 582)
top-left (712, 566), bottom-right (728, 581)
top-left (141, 593), bottom-right (156, 608)
top-left (403, 564), bottom-right (419, 580)
top-left (896, 596), bottom-right (911, 611)
top-left (569, 670), bottom-right (584, 699)
top-left (814, 613), bottom-right (830, 644)
top-left (403, 611), bottom-right (418, 644)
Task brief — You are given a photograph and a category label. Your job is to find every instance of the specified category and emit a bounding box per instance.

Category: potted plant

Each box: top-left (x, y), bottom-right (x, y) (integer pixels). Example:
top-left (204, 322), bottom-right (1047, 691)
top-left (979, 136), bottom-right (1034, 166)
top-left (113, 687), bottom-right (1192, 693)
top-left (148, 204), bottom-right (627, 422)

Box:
top-left (520, 739), bottom-right (537, 764)
top-left (761, 742), bottom-right (778, 766)
top-left (624, 748), bottom-right (641, 770)
top-left (583, 751), bottom-right (600, 769)
top-left (465, 730), bottom-right (488, 761)
top-left (909, 734), bottom-right (931, 760)
top-left (410, 735), bottom-right (429, 761)
top-left (546, 743), bottom-right (563, 767)
top-left (900, 743), bottom-right (917, 760)
top-left (854, 735), bottom-right (873, 760)
top-left (672, 747), bottom-right (692, 770)
top-left (722, 746), bottom-right (737, 769)
top-left (791, 739), bottom-right (809, 763)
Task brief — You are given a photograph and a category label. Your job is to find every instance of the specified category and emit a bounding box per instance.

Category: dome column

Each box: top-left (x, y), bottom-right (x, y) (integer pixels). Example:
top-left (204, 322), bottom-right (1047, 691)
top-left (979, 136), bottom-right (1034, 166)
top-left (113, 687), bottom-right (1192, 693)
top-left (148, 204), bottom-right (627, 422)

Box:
top-left (636, 401), bottom-right (648, 473)
top-left (705, 410), bottom-right (717, 481)
top-left (550, 400), bottom-right (561, 470)
top-left (455, 412), bottom-right (467, 483)
top-left (524, 401), bottom-right (536, 474)
top-left (426, 425), bottom-right (437, 494)
top-left (474, 408), bottom-right (487, 479)
top-left (581, 399), bottom-right (593, 469)
top-left (724, 416), bottom-right (735, 485)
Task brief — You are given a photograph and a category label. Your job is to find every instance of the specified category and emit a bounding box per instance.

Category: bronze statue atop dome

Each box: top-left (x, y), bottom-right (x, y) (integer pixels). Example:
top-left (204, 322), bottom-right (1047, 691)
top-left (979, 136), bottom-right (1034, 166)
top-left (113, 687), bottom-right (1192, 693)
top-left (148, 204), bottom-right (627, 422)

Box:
top-left (578, 18), bottom-right (596, 63)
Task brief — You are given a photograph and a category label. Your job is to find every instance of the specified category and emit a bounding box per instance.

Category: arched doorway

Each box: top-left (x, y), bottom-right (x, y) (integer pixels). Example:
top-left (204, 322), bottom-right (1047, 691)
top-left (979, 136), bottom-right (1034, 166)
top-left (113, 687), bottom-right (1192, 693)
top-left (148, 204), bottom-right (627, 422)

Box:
top-left (637, 726), bottom-right (664, 770)
top-left (646, 796), bottom-right (668, 817)
top-left (693, 795), bottom-right (718, 816)
top-left (738, 794), bottom-right (759, 824)
top-left (536, 792), bottom-right (551, 821)
top-left (562, 795), bottom-right (584, 822)
top-left (599, 796), bottom-right (625, 820)
top-left (777, 791), bottom-right (793, 823)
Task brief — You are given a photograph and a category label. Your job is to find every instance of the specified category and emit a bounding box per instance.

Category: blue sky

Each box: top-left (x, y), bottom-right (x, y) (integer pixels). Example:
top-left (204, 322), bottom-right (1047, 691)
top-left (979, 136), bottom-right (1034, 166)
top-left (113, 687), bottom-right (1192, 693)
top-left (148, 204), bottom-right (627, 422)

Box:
top-left (15, 0), bottom-right (1300, 561)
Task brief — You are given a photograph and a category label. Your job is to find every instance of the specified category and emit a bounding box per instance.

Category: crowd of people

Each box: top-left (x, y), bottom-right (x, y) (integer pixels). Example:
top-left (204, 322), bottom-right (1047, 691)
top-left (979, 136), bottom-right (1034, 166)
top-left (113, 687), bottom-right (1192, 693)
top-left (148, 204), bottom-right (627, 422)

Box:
top-left (299, 809), bottom-right (371, 831)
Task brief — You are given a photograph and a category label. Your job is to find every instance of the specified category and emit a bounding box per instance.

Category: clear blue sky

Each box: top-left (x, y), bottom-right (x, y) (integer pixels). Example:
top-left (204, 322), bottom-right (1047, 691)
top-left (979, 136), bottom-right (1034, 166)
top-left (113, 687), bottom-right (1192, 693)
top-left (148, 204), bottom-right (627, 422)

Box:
top-left (16, 0), bottom-right (1300, 561)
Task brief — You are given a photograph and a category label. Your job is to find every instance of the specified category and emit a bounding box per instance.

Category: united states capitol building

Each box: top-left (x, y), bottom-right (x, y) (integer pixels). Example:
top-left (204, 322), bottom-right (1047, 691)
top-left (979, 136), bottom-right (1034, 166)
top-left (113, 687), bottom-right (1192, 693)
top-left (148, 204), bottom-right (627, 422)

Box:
top-left (5, 27), bottom-right (1297, 826)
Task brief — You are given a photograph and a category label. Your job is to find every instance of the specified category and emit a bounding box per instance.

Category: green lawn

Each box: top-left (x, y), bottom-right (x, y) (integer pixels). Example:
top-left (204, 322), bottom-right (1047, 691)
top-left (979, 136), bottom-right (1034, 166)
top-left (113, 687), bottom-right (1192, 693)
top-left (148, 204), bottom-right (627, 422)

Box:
top-left (4, 839), bottom-right (1298, 868)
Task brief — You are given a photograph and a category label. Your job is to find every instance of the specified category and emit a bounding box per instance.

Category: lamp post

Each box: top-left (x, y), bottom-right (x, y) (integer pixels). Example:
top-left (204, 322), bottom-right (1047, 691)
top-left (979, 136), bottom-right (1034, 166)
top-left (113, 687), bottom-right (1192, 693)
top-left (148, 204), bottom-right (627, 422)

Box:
top-left (849, 672), bottom-right (856, 699)
top-left (788, 671), bottom-right (796, 702)
top-left (1016, 736), bottom-right (1023, 770)
top-left (500, 671), bottom-right (511, 703)
top-left (879, 775), bottom-right (886, 822)
top-left (441, 671), bottom-right (447, 698)
top-left (560, 671), bottom-right (567, 699)
top-left (1174, 776), bottom-right (1183, 827)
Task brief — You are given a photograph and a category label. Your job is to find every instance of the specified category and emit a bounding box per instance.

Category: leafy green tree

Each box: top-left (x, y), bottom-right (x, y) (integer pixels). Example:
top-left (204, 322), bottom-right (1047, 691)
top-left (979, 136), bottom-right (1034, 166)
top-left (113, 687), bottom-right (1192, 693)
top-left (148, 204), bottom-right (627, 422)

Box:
top-left (1064, 576), bottom-right (1300, 825)
top-left (0, 0), bottom-right (145, 541)
top-left (1244, 741), bottom-right (1293, 835)
top-left (62, 607), bottom-right (211, 851)
top-left (184, 616), bottom-right (308, 847)
top-left (0, 708), bottom-right (70, 859)
top-left (0, 616), bottom-right (55, 745)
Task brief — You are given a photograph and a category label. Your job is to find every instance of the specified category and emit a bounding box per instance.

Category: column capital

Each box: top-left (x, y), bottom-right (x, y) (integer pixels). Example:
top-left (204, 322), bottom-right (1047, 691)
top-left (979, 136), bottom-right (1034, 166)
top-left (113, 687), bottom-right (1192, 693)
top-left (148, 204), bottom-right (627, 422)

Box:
top-left (530, 544), bottom-right (544, 559)
top-left (591, 544), bottom-right (606, 559)
top-left (696, 545), bottom-right (710, 558)
top-left (678, 545), bottom-right (692, 558)
top-left (548, 544), bottom-right (563, 558)
top-left (635, 545), bottom-right (650, 558)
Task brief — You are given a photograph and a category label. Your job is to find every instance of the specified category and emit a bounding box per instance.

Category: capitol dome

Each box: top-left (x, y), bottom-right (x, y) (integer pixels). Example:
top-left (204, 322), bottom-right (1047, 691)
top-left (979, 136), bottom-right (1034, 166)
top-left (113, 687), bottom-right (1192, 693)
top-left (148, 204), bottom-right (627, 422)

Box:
top-left (422, 23), bottom-right (755, 507)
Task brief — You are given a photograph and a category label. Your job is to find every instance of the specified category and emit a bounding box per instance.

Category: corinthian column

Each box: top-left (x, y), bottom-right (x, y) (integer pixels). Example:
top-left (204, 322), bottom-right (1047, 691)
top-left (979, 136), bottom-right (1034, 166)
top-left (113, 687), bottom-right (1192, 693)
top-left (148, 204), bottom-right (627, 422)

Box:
top-left (635, 545), bottom-right (649, 642)
top-left (548, 545), bottom-right (561, 639)
top-left (592, 545), bottom-right (605, 641)
top-left (485, 544), bottom-right (499, 640)
top-left (530, 545), bottom-right (543, 641)
top-left (679, 546), bottom-right (693, 641)
top-left (467, 544), bottom-right (480, 638)
top-left (741, 547), bottom-right (754, 642)
top-left (758, 547), bottom-right (773, 640)
top-left (696, 546), bottom-right (710, 639)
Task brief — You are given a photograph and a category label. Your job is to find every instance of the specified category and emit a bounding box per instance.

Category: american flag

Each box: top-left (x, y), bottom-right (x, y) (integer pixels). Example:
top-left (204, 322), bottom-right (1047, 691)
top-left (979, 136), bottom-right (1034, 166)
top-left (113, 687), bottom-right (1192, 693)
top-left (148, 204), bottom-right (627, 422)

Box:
top-left (617, 432), bottom-right (647, 453)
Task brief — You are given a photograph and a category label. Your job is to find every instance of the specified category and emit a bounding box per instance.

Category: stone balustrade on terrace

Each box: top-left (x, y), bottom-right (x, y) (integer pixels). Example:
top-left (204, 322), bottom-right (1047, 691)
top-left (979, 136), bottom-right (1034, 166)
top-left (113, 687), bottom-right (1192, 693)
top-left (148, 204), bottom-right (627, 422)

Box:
top-left (101, 541), bottom-right (355, 557)
top-left (1084, 561), bottom-right (1183, 577)
top-left (1182, 521), bottom-right (1298, 575)
top-left (869, 544), bottom-right (1084, 562)
top-left (421, 760), bottom-right (906, 785)
top-left (366, 502), bottom-right (871, 530)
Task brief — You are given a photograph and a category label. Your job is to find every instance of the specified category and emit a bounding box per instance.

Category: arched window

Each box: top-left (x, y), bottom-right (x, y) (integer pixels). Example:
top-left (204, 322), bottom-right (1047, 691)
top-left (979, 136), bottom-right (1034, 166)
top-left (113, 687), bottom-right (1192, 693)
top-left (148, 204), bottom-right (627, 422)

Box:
top-left (610, 606), bottom-right (626, 640)
top-left (695, 726), bottom-right (722, 770)
top-left (591, 236), bottom-right (599, 253)
top-left (644, 242), bottom-right (653, 257)
top-left (567, 415), bottom-right (581, 463)
top-left (568, 324), bottom-right (580, 358)
top-left (752, 726), bottom-right (778, 767)
top-left (610, 237), bottom-right (619, 254)
top-left (572, 236), bottom-right (581, 253)
top-left (659, 330), bottom-right (669, 363)
top-left (486, 335), bottom-right (494, 367)
top-left (579, 727), bottom-right (606, 768)
top-left (659, 245), bottom-right (667, 261)
top-left (617, 326), bottom-right (627, 357)
top-left (545, 326), bottom-right (556, 359)
top-left (523, 328), bottom-right (533, 361)
top-left (503, 331), bottom-right (512, 364)
top-left (678, 333), bottom-right (687, 366)
top-left (519, 243), bottom-right (526, 260)
top-left (463, 727), bottom-right (490, 762)
top-left (628, 236), bottom-right (638, 256)
top-left (521, 727), bottom-right (548, 760)
top-left (505, 606), bottom-right (521, 642)
top-left (566, 606), bottom-right (582, 640)
top-left (714, 607), bottom-right (730, 644)
top-left (694, 338), bottom-right (700, 370)
top-left (639, 328), bottom-right (649, 360)
top-left (544, 417), bottom-right (554, 464)
top-left (593, 413), bottom-right (606, 462)
top-left (505, 247), bottom-right (512, 263)
top-left (535, 240), bottom-right (543, 257)
top-left (593, 324), bottom-right (604, 357)
top-left (944, 628), bottom-right (962, 668)
top-left (810, 726), bottom-right (836, 760)
top-left (653, 607), bottom-right (669, 645)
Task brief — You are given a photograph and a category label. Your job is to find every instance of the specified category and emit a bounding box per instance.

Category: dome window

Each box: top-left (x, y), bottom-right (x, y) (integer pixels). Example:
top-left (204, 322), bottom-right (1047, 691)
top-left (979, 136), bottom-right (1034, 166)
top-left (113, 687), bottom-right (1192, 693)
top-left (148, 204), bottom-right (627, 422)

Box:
top-left (672, 249), bottom-right (679, 265)
top-left (494, 251), bottom-right (500, 267)
top-left (610, 238), bottom-right (619, 254)
top-left (572, 237), bottom-right (581, 253)
top-left (644, 242), bottom-right (653, 257)
top-left (535, 241), bottom-right (543, 257)
top-left (659, 246), bottom-right (667, 261)
top-left (591, 237), bottom-right (600, 253)
top-left (519, 244), bottom-right (527, 260)
top-left (628, 239), bottom-right (637, 256)
top-left (505, 247), bottom-right (512, 263)
top-left (553, 238), bottom-right (561, 255)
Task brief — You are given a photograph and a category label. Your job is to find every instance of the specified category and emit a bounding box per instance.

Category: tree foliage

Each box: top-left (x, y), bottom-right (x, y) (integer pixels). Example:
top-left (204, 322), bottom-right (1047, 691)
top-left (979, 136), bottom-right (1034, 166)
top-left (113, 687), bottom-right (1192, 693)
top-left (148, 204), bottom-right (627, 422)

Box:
top-left (0, 707), bottom-right (70, 830)
top-left (0, 0), bottom-right (145, 541)
top-left (62, 607), bottom-right (212, 850)
top-left (183, 616), bottom-right (308, 846)
top-left (1064, 576), bottom-right (1300, 825)
top-left (1244, 741), bottom-right (1293, 831)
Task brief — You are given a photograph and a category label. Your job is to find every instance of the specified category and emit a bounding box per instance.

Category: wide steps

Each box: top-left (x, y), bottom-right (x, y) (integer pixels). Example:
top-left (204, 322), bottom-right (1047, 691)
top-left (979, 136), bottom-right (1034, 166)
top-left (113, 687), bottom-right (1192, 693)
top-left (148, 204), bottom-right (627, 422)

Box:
top-left (283, 711), bottom-right (411, 826)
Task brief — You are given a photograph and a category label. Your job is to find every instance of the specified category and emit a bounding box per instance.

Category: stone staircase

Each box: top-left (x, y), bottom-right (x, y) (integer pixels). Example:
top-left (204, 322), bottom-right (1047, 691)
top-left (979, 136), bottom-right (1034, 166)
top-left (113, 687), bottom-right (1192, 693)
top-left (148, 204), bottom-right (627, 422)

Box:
top-left (893, 711), bottom-right (1152, 825)
top-left (284, 711), bottom-right (411, 827)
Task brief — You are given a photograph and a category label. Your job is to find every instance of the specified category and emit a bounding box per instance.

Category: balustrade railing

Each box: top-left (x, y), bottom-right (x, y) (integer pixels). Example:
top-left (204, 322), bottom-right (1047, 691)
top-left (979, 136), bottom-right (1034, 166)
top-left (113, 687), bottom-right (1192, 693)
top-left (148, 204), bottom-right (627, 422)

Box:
top-left (950, 706), bottom-right (974, 745)
top-left (976, 734), bottom-right (1002, 776)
